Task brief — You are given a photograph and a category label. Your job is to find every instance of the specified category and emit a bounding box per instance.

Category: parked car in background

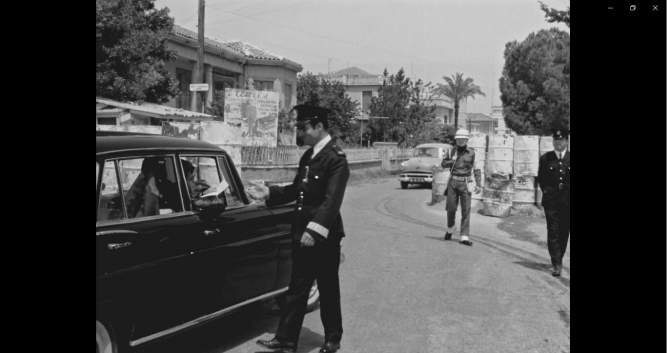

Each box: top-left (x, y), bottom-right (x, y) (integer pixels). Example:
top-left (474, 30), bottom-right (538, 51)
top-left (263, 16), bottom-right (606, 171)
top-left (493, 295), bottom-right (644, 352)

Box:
top-left (397, 143), bottom-right (453, 189)
top-left (96, 131), bottom-right (322, 352)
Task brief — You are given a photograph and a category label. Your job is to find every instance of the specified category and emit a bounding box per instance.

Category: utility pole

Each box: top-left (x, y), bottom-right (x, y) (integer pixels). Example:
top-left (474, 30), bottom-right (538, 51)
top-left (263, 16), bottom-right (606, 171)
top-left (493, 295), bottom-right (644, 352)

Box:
top-left (197, 0), bottom-right (205, 112)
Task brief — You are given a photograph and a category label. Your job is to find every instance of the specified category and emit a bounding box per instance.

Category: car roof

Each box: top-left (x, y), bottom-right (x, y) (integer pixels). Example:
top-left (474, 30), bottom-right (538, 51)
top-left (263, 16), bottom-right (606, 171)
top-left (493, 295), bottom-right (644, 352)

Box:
top-left (415, 143), bottom-right (453, 149)
top-left (96, 131), bottom-right (225, 155)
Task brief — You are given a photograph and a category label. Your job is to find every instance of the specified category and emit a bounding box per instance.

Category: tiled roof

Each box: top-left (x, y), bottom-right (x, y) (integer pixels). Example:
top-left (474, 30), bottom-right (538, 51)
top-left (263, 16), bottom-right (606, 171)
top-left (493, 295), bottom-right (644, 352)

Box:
top-left (171, 25), bottom-right (301, 67)
top-left (327, 66), bottom-right (377, 77)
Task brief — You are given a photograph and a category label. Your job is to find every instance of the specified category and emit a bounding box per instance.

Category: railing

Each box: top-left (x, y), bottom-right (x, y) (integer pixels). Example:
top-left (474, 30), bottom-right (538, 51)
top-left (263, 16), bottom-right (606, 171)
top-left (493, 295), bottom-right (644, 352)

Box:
top-left (240, 146), bottom-right (414, 166)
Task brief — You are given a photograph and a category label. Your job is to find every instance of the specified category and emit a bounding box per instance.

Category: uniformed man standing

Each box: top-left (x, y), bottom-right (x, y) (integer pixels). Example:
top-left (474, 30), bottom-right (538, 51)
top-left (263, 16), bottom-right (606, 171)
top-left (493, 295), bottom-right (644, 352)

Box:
top-left (442, 129), bottom-right (482, 246)
top-left (538, 127), bottom-right (570, 276)
top-left (248, 105), bottom-right (349, 353)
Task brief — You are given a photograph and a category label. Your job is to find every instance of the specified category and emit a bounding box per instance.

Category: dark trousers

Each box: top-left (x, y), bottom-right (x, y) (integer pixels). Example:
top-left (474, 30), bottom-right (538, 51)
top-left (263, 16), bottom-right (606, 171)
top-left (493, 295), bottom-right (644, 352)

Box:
top-left (275, 238), bottom-right (343, 344)
top-left (544, 204), bottom-right (570, 266)
top-left (445, 179), bottom-right (471, 236)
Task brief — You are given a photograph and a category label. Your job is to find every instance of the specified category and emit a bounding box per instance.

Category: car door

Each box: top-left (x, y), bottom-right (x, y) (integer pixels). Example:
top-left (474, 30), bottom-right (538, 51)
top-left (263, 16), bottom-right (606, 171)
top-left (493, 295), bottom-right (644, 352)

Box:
top-left (96, 154), bottom-right (208, 341)
top-left (180, 153), bottom-right (279, 312)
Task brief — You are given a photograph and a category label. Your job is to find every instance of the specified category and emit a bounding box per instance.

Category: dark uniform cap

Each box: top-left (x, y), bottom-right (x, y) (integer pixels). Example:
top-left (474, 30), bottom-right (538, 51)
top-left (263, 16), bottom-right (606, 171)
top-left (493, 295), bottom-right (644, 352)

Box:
top-left (551, 128), bottom-right (570, 139)
top-left (292, 105), bottom-right (332, 127)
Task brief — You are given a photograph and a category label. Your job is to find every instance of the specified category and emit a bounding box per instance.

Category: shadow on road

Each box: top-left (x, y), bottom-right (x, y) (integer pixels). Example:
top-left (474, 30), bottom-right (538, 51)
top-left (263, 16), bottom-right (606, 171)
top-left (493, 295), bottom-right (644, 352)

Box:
top-left (512, 260), bottom-right (570, 288)
top-left (255, 327), bottom-right (323, 353)
top-left (424, 235), bottom-right (462, 244)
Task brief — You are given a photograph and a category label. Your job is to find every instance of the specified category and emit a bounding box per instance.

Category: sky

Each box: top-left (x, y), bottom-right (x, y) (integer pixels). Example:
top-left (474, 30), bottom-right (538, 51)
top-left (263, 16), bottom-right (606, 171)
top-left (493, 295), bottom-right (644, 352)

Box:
top-left (154, 0), bottom-right (570, 114)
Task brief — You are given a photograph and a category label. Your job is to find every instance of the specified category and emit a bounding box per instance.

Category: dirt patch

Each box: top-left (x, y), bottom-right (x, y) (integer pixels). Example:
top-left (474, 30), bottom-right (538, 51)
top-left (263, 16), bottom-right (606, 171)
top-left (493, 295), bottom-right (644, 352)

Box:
top-left (496, 214), bottom-right (547, 247)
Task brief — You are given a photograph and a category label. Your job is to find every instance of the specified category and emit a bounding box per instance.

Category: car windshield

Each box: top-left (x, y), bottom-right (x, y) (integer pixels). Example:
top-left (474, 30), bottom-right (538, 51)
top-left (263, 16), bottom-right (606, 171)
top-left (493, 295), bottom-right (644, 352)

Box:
top-left (413, 148), bottom-right (440, 158)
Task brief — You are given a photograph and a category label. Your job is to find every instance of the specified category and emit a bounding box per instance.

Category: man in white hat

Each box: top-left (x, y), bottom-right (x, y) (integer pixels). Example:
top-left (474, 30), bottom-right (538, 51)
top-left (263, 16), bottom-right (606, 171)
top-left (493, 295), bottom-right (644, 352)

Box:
top-left (441, 128), bottom-right (482, 246)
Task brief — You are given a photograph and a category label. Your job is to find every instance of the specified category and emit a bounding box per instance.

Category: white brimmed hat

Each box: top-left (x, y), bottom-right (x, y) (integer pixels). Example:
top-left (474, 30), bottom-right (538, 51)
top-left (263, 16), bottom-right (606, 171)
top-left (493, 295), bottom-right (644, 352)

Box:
top-left (455, 129), bottom-right (470, 139)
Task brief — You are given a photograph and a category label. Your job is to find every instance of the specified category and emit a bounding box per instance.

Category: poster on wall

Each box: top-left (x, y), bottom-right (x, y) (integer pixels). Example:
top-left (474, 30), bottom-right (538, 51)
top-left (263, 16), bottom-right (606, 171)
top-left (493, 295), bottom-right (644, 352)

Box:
top-left (223, 88), bottom-right (279, 147)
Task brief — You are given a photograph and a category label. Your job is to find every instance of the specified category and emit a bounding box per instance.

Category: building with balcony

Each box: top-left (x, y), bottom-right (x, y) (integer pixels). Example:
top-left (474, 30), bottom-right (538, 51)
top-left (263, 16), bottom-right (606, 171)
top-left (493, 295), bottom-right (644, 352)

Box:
top-left (491, 105), bottom-right (510, 134)
top-left (164, 25), bottom-right (303, 113)
top-left (463, 112), bottom-right (497, 135)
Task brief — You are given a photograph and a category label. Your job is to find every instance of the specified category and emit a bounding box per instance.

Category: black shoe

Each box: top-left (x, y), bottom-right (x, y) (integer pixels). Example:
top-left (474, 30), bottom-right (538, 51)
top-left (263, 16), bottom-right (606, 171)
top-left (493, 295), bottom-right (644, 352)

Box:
top-left (256, 338), bottom-right (296, 353)
top-left (459, 240), bottom-right (473, 246)
top-left (444, 232), bottom-right (452, 240)
top-left (319, 341), bottom-right (341, 353)
top-left (551, 265), bottom-right (562, 277)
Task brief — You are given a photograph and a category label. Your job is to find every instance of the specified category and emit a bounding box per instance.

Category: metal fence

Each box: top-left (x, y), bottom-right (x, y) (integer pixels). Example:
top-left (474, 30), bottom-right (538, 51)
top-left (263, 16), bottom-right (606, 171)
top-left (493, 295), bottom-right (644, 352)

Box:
top-left (240, 146), bottom-right (414, 166)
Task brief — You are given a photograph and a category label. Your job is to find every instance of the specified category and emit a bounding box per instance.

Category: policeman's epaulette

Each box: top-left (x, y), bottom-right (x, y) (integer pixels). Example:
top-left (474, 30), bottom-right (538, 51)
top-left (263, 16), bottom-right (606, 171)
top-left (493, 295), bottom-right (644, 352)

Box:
top-left (332, 145), bottom-right (346, 157)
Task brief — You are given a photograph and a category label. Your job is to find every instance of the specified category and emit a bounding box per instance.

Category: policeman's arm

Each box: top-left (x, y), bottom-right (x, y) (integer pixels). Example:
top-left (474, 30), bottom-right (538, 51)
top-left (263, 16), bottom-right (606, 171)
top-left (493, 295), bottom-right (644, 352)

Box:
top-left (305, 156), bottom-right (350, 243)
top-left (266, 169), bottom-right (301, 206)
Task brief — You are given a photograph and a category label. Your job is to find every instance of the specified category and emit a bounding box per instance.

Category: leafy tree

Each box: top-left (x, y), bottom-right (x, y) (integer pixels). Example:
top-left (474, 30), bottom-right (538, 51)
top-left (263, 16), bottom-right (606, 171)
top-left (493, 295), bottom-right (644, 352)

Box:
top-left (368, 68), bottom-right (438, 148)
top-left (205, 90), bottom-right (226, 121)
top-left (430, 73), bottom-right (486, 130)
top-left (499, 28), bottom-right (570, 135)
top-left (539, 2), bottom-right (570, 28)
top-left (96, 0), bottom-right (180, 103)
top-left (296, 72), bottom-right (360, 144)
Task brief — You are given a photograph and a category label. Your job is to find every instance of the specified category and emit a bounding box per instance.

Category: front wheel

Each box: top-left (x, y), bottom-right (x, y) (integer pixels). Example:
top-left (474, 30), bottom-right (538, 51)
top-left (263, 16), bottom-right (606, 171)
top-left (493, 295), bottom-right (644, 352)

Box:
top-left (96, 320), bottom-right (117, 353)
top-left (401, 182), bottom-right (408, 189)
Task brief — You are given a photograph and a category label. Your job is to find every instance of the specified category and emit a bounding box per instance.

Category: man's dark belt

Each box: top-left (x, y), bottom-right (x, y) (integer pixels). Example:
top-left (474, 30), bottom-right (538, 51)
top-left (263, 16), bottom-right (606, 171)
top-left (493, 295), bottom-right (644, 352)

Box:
top-left (451, 176), bottom-right (469, 182)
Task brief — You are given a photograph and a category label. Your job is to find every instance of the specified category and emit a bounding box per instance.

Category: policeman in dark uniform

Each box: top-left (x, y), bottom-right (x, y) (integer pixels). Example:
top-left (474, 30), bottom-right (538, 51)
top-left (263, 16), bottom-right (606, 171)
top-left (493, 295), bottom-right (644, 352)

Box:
top-left (248, 105), bottom-right (349, 353)
top-left (538, 127), bottom-right (570, 276)
top-left (441, 129), bottom-right (482, 246)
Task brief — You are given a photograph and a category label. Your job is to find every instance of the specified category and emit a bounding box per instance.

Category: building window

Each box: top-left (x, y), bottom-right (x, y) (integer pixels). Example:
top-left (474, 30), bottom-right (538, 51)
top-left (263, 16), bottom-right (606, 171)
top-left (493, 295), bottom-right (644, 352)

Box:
top-left (362, 91), bottom-right (372, 112)
top-left (97, 117), bottom-right (116, 125)
top-left (253, 80), bottom-right (274, 91)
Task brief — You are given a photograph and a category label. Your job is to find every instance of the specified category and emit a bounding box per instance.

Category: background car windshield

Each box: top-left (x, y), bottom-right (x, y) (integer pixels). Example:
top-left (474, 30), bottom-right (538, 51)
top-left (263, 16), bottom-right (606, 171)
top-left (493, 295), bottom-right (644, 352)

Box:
top-left (413, 148), bottom-right (440, 157)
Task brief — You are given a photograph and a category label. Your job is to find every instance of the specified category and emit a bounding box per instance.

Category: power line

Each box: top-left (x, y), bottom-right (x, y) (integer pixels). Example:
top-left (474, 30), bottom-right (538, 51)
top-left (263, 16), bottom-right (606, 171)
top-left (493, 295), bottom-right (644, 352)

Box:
top-left (207, 0), bottom-right (315, 26)
top-left (205, 8), bottom-right (495, 78)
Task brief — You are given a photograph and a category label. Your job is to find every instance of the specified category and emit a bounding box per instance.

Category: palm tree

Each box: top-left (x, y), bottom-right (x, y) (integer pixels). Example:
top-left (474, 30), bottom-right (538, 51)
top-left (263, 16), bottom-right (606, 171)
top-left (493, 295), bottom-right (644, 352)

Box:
top-left (430, 72), bottom-right (486, 130)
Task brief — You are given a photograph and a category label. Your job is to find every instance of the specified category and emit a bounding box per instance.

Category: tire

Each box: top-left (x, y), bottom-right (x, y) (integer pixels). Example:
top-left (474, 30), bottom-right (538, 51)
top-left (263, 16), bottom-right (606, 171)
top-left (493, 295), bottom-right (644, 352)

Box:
top-left (274, 280), bottom-right (320, 313)
top-left (96, 320), bottom-right (116, 353)
top-left (306, 280), bottom-right (320, 312)
top-left (401, 182), bottom-right (408, 189)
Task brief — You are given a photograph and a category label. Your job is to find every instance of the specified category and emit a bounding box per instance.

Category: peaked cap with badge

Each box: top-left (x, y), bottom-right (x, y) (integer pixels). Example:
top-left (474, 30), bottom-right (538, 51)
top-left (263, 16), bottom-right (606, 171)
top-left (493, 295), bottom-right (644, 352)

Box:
top-left (292, 105), bottom-right (332, 128)
top-left (551, 127), bottom-right (570, 140)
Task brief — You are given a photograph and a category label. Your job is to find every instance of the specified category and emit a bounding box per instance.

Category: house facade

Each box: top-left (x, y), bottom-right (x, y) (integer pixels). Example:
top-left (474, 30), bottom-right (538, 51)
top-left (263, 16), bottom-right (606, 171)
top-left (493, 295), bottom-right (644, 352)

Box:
top-left (491, 105), bottom-right (510, 134)
top-left (322, 67), bottom-right (386, 118)
top-left (164, 25), bottom-right (302, 113)
top-left (463, 112), bottom-right (497, 135)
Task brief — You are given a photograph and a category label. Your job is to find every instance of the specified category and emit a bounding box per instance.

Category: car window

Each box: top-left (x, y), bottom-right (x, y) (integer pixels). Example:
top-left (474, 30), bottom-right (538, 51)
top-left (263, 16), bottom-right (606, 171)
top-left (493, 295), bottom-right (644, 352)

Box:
top-left (180, 156), bottom-right (229, 207)
top-left (119, 156), bottom-right (184, 219)
top-left (414, 148), bottom-right (439, 157)
top-left (98, 161), bottom-right (125, 222)
top-left (218, 156), bottom-right (244, 207)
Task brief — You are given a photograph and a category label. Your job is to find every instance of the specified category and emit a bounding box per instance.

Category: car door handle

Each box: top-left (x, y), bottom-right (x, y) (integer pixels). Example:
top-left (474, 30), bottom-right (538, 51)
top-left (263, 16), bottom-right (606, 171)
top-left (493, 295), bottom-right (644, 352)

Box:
top-left (202, 229), bottom-right (220, 236)
top-left (108, 242), bottom-right (132, 250)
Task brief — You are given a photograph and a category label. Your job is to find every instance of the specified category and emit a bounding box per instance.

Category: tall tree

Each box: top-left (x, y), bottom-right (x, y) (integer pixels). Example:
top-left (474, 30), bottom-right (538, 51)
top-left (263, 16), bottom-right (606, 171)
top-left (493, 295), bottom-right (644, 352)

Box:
top-left (538, 2), bottom-right (570, 28)
top-left (430, 73), bottom-right (486, 130)
top-left (96, 0), bottom-right (180, 103)
top-left (295, 72), bottom-right (360, 145)
top-left (368, 68), bottom-right (437, 147)
top-left (499, 28), bottom-right (570, 135)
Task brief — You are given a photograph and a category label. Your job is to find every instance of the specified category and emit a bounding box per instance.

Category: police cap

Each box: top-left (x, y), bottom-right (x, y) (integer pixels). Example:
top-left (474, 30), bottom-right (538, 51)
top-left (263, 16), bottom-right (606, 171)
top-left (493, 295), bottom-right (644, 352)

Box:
top-left (292, 105), bottom-right (332, 128)
top-left (551, 127), bottom-right (570, 139)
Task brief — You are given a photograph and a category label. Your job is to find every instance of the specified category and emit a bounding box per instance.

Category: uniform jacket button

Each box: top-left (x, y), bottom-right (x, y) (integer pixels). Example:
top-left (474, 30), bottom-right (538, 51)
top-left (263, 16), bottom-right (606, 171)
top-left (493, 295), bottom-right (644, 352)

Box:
top-left (315, 176), bottom-right (319, 179)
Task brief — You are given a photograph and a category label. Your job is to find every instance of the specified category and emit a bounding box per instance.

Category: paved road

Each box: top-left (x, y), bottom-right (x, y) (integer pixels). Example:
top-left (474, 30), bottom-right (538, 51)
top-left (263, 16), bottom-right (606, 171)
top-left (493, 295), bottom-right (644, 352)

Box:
top-left (139, 177), bottom-right (570, 353)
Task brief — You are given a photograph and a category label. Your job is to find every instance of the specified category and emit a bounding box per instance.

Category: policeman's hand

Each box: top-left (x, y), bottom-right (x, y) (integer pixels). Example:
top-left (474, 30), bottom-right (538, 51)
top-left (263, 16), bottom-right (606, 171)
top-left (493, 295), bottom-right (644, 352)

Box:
top-left (247, 181), bottom-right (270, 201)
top-left (475, 186), bottom-right (482, 194)
top-left (300, 232), bottom-right (315, 247)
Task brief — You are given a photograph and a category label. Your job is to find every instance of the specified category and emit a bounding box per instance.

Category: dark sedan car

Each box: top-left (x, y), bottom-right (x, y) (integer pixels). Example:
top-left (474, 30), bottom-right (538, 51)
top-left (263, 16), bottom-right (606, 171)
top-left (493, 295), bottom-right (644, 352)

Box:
top-left (96, 131), bottom-right (308, 352)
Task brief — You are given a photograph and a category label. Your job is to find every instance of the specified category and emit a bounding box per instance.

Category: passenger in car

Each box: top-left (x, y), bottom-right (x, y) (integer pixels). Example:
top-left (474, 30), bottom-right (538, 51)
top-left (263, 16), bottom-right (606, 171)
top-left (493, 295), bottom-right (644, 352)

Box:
top-left (125, 157), bottom-right (162, 218)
